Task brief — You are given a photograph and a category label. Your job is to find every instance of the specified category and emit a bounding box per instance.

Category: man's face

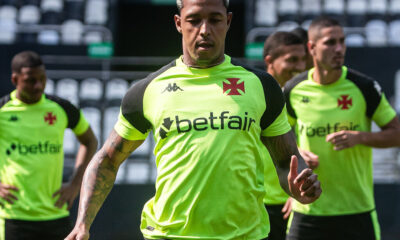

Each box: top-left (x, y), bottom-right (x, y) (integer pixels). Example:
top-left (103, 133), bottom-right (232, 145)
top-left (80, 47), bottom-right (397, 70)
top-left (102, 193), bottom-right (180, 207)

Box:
top-left (266, 44), bottom-right (306, 87)
top-left (174, 0), bottom-right (232, 67)
top-left (309, 26), bottom-right (346, 71)
top-left (12, 66), bottom-right (46, 104)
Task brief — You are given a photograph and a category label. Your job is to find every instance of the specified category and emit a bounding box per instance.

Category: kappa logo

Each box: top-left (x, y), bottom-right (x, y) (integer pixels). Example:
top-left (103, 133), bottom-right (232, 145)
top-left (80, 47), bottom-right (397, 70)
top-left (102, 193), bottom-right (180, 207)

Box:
top-left (8, 115), bottom-right (18, 121)
top-left (301, 96), bottom-right (310, 103)
top-left (44, 112), bottom-right (57, 125)
top-left (223, 78), bottom-right (245, 96)
top-left (162, 83), bottom-right (183, 93)
top-left (337, 95), bottom-right (352, 110)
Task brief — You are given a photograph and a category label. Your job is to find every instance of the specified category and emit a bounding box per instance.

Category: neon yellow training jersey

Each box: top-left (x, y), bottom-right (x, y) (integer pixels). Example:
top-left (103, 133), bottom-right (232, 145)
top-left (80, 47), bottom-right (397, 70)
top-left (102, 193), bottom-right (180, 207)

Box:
top-left (284, 66), bottom-right (396, 216)
top-left (0, 91), bottom-right (89, 220)
top-left (114, 55), bottom-right (291, 239)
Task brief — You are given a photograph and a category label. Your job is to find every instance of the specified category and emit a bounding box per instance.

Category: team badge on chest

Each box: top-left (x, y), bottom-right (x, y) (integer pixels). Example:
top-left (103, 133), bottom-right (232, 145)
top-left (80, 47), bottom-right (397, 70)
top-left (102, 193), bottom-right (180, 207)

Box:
top-left (44, 112), bottom-right (57, 125)
top-left (337, 95), bottom-right (352, 110)
top-left (223, 78), bottom-right (245, 96)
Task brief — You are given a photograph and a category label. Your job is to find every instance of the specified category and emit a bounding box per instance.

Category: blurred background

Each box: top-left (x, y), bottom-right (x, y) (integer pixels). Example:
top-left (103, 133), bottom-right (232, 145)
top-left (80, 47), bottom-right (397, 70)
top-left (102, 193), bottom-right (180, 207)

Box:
top-left (0, 0), bottom-right (400, 239)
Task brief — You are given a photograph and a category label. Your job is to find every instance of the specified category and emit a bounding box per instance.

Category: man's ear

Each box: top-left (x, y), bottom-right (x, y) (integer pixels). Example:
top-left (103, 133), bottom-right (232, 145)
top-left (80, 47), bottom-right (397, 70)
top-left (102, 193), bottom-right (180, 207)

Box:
top-left (11, 73), bottom-right (18, 86)
top-left (174, 14), bottom-right (182, 34)
top-left (308, 41), bottom-right (315, 56)
top-left (264, 55), bottom-right (273, 66)
top-left (227, 12), bottom-right (233, 29)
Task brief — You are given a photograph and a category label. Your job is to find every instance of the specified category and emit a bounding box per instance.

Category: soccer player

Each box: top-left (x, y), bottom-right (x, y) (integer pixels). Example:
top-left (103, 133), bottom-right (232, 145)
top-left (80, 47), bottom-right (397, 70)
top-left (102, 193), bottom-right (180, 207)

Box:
top-left (291, 27), bottom-right (314, 70)
top-left (284, 16), bottom-right (400, 240)
top-left (262, 31), bottom-right (307, 240)
top-left (65, 1), bottom-right (322, 239)
top-left (0, 51), bottom-right (98, 240)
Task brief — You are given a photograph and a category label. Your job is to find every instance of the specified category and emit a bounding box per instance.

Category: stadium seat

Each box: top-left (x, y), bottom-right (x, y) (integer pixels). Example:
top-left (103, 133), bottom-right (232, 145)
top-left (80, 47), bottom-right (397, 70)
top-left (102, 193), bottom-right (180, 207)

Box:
top-left (388, 20), bottom-right (400, 45)
top-left (368, 0), bottom-right (388, 20)
top-left (254, 0), bottom-right (277, 26)
top-left (345, 33), bottom-right (366, 47)
top-left (277, 20), bottom-right (299, 32)
top-left (278, 0), bottom-right (299, 22)
top-left (18, 5), bottom-right (40, 24)
top-left (347, 0), bottom-right (368, 26)
top-left (300, 0), bottom-right (321, 22)
top-left (37, 30), bottom-right (60, 45)
top-left (125, 162), bottom-right (150, 183)
top-left (56, 78), bottom-right (79, 106)
top-left (85, 0), bottom-right (108, 25)
top-left (44, 78), bottom-right (55, 95)
top-left (323, 0), bottom-right (345, 24)
top-left (79, 78), bottom-right (103, 101)
top-left (0, 19), bottom-right (16, 43)
top-left (0, 5), bottom-right (17, 21)
top-left (82, 107), bottom-right (102, 143)
top-left (365, 19), bottom-right (388, 46)
top-left (83, 31), bottom-right (103, 44)
top-left (61, 19), bottom-right (84, 45)
top-left (301, 19), bottom-right (312, 29)
top-left (105, 78), bottom-right (129, 100)
top-left (63, 129), bottom-right (76, 154)
top-left (41, 0), bottom-right (63, 24)
top-left (389, 0), bottom-right (400, 19)
top-left (103, 106), bottom-right (120, 144)
top-left (395, 69), bottom-right (400, 113)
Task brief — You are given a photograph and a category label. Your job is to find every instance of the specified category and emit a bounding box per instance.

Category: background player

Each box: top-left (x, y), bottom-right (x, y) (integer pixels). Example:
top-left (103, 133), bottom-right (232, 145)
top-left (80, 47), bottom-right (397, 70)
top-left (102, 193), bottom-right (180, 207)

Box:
top-left (284, 17), bottom-right (400, 240)
top-left (262, 31), bottom-right (307, 240)
top-left (65, 0), bottom-right (321, 239)
top-left (0, 51), bottom-right (98, 240)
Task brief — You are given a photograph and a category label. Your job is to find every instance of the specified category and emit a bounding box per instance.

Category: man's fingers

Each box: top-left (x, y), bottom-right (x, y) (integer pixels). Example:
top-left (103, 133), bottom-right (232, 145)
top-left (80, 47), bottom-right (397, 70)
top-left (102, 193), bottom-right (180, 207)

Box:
top-left (301, 180), bottom-right (322, 198)
top-left (288, 155), bottom-right (298, 181)
top-left (300, 173), bottom-right (318, 191)
top-left (3, 185), bottom-right (19, 192)
top-left (52, 189), bottom-right (62, 198)
top-left (294, 168), bottom-right (312, 184)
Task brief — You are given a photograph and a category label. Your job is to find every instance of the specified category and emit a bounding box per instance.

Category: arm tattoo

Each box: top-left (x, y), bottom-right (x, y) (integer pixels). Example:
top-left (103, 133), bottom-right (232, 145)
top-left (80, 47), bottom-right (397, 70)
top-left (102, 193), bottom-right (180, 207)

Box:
top-left (75, 131), bottom-right (135, 229)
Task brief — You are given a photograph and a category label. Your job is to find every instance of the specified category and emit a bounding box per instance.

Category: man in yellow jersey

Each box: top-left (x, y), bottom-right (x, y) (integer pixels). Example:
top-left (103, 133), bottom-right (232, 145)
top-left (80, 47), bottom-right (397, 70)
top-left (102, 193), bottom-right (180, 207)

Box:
top-left (65, 1), bottom-right (322, 240)
top-left (263, 31), bottom-right (307, 240)
top-left (0, 51), bottom-right (98, 240)
top-left (284, 16), bottom-right (400, 240)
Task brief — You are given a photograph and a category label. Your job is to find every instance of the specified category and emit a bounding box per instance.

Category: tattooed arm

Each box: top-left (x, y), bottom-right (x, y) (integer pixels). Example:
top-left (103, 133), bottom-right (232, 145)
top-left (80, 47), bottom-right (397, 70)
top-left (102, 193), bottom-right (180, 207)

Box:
top-left (261, 131), bottom-right (322, 204)
top-left (65, 130), bottom-right (144, 240)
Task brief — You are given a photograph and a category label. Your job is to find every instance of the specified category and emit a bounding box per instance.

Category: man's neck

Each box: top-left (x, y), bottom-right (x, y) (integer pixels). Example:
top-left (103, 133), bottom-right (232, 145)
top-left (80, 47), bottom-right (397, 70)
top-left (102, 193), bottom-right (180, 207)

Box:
top-left (312, 65), bottom-right (342, 85)
top-left (182, 55), bottom-right (225, 69)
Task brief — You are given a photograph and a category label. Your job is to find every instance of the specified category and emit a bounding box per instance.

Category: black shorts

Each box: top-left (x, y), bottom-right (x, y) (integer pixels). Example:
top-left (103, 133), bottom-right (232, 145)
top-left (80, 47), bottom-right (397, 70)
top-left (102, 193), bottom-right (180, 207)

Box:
top-left (1, 216), bottom-right (72, 240)
top-left (287, 211), bottom-right (380, 240)
top-left (265, 204), bottom-right (288, 240)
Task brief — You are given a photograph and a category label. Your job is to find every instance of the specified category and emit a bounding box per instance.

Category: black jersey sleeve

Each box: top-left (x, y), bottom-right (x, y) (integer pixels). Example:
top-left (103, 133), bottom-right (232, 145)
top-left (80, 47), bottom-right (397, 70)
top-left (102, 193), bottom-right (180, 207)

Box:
top-left (0, 94), bottom-right (11, 109)
top-left (283, 71), bottom-right (308, 119)
top-left (121, 60), bottom-right (176, 134)
top-left (45, 95), bottom-right (81, 129)
top-left (347, 68), bottom-right (382, 118)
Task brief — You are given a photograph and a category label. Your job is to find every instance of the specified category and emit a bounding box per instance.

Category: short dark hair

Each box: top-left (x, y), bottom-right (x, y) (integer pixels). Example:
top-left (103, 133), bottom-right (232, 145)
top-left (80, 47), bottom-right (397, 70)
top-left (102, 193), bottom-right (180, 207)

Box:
top-left (291, 27), bottom-right (308, 44)
top-left (176, 0), bottom-right (229, 12)
top-left (308, 16), bottom-right (342, 41)
top-left (11, 51), bottom-right (43, 73)
top-left (263, 31), bottom-right (303, 59)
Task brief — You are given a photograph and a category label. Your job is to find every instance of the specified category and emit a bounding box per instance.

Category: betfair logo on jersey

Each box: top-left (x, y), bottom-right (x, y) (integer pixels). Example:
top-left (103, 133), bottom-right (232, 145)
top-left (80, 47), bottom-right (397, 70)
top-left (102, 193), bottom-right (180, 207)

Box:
top-left (299, 122), bottom-right (360, 137)
top-left (159, 111), bottom-right (256, 139)
top-left (5, 141), bottom-right (62, 156)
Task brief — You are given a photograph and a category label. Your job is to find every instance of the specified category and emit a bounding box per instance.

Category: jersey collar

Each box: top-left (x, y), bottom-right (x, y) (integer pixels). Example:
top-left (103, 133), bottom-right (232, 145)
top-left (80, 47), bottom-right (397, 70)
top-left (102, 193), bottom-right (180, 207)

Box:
top-left (308, 66), bottom-right (348, 86)
top-left (10, 90), bottom-right (45, 106)
top-left (176, 54), bottom-right (231, 74)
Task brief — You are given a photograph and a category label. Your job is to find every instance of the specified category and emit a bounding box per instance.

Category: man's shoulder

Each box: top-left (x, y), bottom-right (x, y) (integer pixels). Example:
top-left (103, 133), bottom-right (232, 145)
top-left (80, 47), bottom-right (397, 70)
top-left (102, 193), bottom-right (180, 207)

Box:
top-left (230, 58), bottom-right (276, 82)
top-left (284, 71), bottom-right (309, 93)
top-left (0, 94), bottom-right (11, 109)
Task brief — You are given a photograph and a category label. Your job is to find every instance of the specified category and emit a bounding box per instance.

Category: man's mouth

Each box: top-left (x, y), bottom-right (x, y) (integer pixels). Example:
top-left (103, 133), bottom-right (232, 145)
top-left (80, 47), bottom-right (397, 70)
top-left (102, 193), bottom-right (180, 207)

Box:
top-left (196, 41), bottom-right (214, 49)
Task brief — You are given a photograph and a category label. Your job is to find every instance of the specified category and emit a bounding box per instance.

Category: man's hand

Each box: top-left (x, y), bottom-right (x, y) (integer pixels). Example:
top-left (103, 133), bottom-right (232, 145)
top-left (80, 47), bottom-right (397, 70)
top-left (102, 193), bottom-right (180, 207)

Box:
top-left (298, 148), bottom-right (319, 169)
top-left (288, 155), bottom-right (321, 204)
top-left (53, 182), bottom-right (80, 209)
top-left (0, 183), bottom-right (19, 206)
top-left (281, 197), bottom-right (292, 220)
top-left (64, 226), bottom-right (90, 240)
top-left (326, 130), bottom-right (360, 150)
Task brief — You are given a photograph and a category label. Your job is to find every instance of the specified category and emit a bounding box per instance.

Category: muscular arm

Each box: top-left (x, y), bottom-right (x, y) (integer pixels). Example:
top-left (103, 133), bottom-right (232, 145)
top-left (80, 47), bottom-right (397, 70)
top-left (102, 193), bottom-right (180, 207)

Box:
top-left (67, 130), bottom-right (144, 239)
top-left (53, 127), bottom-right (98, 209)
top-left (261, 131), bottom-right (305, 195)
top-left (326, 116), bottom-right (400, 150)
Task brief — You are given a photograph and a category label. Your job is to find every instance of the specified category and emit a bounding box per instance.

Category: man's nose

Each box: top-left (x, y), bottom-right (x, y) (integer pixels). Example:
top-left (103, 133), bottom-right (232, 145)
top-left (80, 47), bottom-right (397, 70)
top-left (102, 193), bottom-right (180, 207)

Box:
top-left (199, 20), bottom-right (210, 36)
